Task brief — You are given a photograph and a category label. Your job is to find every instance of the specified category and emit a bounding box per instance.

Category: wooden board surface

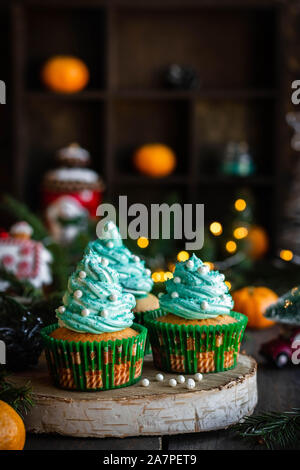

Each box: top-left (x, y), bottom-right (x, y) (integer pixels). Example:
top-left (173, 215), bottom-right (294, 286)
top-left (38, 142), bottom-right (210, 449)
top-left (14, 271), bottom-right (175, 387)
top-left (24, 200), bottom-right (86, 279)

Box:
top-left (13, 353), bottom-right (257, 438)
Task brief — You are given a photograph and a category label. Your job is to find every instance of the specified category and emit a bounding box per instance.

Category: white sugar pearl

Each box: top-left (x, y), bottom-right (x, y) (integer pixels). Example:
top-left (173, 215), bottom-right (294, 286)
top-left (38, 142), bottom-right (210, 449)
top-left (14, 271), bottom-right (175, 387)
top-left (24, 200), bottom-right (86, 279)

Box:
top-left (105, 221), bottom-right (115, 231)
top-left (107, 241), bottom-right (114, 249)
top-left (101, 309), bottom-right (108, 318)
top-left (141, 378), bottom-right (150, 387)
top-left (101, 258), bottom-right (109, 267)
top-left (173, 276), bottom-right (181, 284)
top-left (74, 290), bottom-right (83, 299)
top-left (194, 373), bottom-right (203, 382)
top-left (198, 265), bottom-right (208, 274)
top-left (201, 301), bottom-right (208, 311)
top-left (186, 378), bottom-right (196, 390)
top-left (110, 294), bottom-right (117, 302)
top-left (155, 373), bottom-right (164, 382)
top-left (177, 375), bottom-right (185, 384)
top-left (79, 271), bottom-right (86, 279)
top-left (81, 308), bottom-right (90, 317)
top-left (220, 274), bottom-right (225, 281)
top-left (132, 255), bottom-right (140, 263)
top-left (171, 291), bottom-right (179, 299)
top-left (58, 306), bottom-right (65, 314)
top-left (169, 378), bottom-right (177, 388)
top-left (158, 292), bottom-right (164, 298)
top-left (186, 260), bottom-right (194, 269)
top-left (145, 269), bottom-right (151, 276)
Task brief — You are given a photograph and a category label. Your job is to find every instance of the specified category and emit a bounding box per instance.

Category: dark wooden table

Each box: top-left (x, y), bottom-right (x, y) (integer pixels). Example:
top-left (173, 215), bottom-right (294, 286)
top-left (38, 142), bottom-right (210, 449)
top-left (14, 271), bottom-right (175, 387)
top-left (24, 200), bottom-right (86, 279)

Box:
top-left (24, 326), bottom-right (300, 450)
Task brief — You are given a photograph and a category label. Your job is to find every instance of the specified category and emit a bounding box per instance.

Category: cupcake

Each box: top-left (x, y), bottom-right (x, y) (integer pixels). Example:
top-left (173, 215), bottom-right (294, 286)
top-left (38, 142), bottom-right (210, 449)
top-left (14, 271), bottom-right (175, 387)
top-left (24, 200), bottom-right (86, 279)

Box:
top-left (144, 254), bottom-right (247, 374)
top-left (87, 221), bottom-right (159, 353)
top-left (41, 246), bottom-right (147, 391)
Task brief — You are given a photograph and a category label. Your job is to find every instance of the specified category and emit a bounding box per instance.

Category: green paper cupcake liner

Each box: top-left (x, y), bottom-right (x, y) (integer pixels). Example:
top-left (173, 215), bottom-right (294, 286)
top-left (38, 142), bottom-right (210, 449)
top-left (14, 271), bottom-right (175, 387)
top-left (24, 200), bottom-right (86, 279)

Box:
top-left (133, 310), bottom-right (152, 355)
top-left (144, 310), bottom-right (248, 374)
top-left (41, 322), bottom-right (147, 391)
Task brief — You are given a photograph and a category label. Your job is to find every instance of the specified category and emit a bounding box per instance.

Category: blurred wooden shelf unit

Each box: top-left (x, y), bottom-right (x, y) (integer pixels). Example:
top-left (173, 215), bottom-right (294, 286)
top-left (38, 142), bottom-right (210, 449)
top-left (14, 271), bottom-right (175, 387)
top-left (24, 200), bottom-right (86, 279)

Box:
top-left (0, 0), bottom-right (289, 250)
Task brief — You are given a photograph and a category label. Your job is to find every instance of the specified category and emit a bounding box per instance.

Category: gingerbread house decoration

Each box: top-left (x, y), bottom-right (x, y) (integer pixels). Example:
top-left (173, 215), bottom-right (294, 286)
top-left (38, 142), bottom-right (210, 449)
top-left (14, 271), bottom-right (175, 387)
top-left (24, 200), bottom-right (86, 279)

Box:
top-left (0, 222), bottom-right (52, 288)
top-left (42, 143), bottom-right (105, 243)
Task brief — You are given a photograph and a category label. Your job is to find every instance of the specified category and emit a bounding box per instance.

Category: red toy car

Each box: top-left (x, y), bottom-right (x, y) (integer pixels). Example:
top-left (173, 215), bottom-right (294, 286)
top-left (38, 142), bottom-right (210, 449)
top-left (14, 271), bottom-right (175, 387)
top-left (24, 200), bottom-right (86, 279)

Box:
top-left (260, 327), bottom-right (300, 368)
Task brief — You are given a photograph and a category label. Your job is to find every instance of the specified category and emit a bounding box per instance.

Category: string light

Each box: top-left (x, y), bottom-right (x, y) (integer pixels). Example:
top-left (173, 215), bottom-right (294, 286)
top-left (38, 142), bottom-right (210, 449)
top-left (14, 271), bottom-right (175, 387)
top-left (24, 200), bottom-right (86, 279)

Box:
top-left (280, 249), bottom-right (293, 261)
top-left (225, 280), bottom-right (232, 290)
top-left (164, 272), bottom-right (173, 281)
top-left (234, 198), bottom-right (247, 212)
top-left (226, 240), bottom-right (237, 253)
top-left (233, 227), bottom-right (248, 240)
top-left (137, 237), bottom-right (149, 248)
top-left (204, 261), bottom-right (214, 270)
top-left (177, 251), bottom-right (189, 262)
top-left (152, 272), bottom-right (162, 282)
top-left (209, 221), bottom-right (223, 236)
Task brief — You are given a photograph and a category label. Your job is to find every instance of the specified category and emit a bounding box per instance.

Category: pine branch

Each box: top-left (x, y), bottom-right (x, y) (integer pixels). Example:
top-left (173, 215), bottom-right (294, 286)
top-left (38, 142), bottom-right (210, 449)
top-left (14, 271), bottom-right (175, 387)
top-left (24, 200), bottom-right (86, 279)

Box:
top-left (0, 194), bottom-right (48, 241)
top-left (0, 368), bottom-right (34, 418)
top-left (0, 265), bottom-right (42, 299)
top-left (232, 409), bottom-right (300, 449)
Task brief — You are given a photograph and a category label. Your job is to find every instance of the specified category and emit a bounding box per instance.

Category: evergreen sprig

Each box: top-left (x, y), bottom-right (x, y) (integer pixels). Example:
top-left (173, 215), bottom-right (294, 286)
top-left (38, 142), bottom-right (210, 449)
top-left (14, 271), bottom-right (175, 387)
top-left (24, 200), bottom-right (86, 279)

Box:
top-left (0, 266), bottom-right (42, 299)
top-left (232, 409), bottom-right (300, 449)
top-left (0, 194), bottom-right (48, 241)
top-left (0, 369), bottom-right (34, 418)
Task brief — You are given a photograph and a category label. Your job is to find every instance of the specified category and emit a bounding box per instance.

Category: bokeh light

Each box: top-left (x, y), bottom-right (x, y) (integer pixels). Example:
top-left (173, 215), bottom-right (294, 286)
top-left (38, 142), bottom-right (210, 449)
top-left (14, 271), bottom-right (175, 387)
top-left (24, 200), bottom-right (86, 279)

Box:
top-left (234, 198), bottom-right (247, 212)
top-left (226, 240), bottom-right (237, 253)
top-left (137, 237), bottom-right (149, 248)
top-left (225, 280), bottom-right (232, 290)
top-left (233, 227), bottom-right (248, 239)
top-left (280, 249), bottom-right (293, 261)
top-left (209, 221), bottom-right (223, 236)
top-left (177, 251), bottom-right (189, 262)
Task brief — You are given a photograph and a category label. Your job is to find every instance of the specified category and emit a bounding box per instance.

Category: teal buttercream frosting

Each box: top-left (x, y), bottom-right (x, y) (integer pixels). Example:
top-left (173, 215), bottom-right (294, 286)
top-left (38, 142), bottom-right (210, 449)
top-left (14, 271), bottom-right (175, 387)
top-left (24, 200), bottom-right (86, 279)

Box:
top-left (56, 249), bottom-right (136, 334)
top-left (87, 221), bottom-right (153, 298)
top-left (159, 254), bottom-right (234, 320)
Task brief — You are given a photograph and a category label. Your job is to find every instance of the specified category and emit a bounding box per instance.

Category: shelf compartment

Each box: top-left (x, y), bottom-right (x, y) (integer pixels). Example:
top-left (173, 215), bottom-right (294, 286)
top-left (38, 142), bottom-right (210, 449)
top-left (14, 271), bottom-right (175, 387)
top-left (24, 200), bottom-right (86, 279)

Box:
top-left (115, 8), bottom-right (276, 90)
top-left (194, 99), bottom-right (275, 177)
top-left (26, 6), bottom-right (106, 91)
top-left (26, 98), bottom-right (105, 207)
top-left (113, 99), bottom-right (190, 177)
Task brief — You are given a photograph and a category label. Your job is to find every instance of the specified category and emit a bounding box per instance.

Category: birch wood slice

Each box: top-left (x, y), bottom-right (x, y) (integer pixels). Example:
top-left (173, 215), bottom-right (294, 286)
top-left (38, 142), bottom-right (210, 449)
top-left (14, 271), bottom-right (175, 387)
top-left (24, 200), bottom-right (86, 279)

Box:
top-left (12, 354), bottom-right (257, 438)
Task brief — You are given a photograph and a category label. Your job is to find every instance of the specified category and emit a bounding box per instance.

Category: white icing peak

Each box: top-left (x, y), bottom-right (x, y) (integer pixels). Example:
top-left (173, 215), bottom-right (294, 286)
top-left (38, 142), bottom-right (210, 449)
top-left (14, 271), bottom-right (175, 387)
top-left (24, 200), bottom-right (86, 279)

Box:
top-left (46, 167), bottom-right (99, 184)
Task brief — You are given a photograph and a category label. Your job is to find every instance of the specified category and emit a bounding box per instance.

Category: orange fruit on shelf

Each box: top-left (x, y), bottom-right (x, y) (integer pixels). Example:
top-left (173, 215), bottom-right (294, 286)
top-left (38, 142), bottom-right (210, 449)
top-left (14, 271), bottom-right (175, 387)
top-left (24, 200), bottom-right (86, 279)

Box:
top-left (232, 286), bottom-right (277, 329)
top-left (133, 143), bottom-right (177, 178)
top-left (0, 400), bottom-right (26, 450)
top-left (41, 55), bottom-right (89, 94)
top-left (246, 225), bottom-right (269, 260)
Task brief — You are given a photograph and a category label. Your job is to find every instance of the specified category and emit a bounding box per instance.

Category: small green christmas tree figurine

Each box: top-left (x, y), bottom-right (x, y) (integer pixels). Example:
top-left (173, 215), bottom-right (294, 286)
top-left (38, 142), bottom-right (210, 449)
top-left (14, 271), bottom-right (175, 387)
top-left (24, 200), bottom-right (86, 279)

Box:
top-left (265, 286), bottom-right (300, 325)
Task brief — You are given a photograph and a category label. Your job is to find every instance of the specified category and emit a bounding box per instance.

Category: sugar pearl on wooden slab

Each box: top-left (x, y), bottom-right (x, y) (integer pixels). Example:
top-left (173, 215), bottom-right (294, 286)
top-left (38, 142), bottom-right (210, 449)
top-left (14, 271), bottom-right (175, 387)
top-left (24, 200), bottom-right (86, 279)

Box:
top-left (186, 378), bottom-right (196, 390)
top-left (81, 308), bottom-right (89, 317)
top-left (186, 260), bottom-right (194, 269)
top-left (177, 375), bottom-right (185, 384)
top-left (171, 291), bottom-right (179, 299)
top-left (58, 306), bottom-right (65, 314)
top-left (155, 373), bottom-right (164, 382)
top-left (169, 378), bottom-right (177, 388)
top-left (194, 373), bottom-right (203, 382)
top-left (173, 276), bottom-right (181, 284)
top-left (107, 241), bottom-right (114, 249)
top-left (79, 271), bottom-right (86, 279)
top-left (141, 378), bottom-right (150, 387)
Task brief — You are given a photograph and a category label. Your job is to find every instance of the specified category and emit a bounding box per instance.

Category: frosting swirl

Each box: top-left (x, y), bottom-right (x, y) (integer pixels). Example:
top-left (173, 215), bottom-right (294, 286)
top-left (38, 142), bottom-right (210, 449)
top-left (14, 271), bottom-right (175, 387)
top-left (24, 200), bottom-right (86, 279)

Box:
top-left (159, 254), bottom-right (234, 319)
top-left (56, 250), bottom-right (136, 334)
top-left (87, 221), bottom-right (153, 298)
